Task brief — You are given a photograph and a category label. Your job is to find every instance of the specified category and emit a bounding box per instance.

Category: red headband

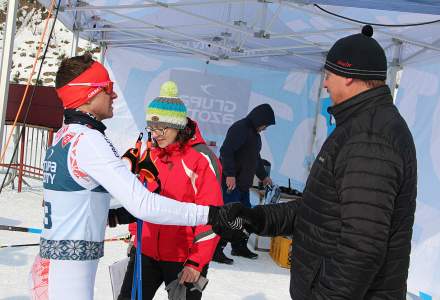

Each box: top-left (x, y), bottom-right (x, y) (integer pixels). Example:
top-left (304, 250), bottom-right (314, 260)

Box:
top-left (56, 61), bottom-right (111, 109)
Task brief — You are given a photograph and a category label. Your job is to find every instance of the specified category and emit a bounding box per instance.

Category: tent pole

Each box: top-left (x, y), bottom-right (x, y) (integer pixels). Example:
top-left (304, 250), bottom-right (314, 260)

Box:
top-left (70, 4), bottom-right (80, 57)
top-left (71, 30), bottom-right (79, 57)
top-left (0, 0), bottom-right (19, 153)
top-left (387, 39), bottom-right (403, 100)
top-left (102, 18), bottom-right (216, 59)
top-left (99, 43), bottom-right (107, 64)
top-left (308, 70), bottom-right (325, 172)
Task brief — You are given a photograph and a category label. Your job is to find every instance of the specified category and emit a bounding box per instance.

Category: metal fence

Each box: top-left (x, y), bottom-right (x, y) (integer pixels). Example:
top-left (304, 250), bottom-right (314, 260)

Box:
top-left (0, 123), bottom-right (53, 192)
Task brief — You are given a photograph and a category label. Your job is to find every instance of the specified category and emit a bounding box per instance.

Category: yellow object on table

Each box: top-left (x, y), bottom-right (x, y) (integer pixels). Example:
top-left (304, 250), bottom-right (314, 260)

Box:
top-left (269, 236), bottom-right (292, 269)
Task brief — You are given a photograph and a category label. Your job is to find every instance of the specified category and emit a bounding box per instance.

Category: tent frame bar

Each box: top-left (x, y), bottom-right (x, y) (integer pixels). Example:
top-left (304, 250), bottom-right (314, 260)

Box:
top-left (61, 0), bottom-right (251, 12)
top-left (104, 9), bottom-right (233, 52)
top-left (101, 19), bottom-right (218, 59)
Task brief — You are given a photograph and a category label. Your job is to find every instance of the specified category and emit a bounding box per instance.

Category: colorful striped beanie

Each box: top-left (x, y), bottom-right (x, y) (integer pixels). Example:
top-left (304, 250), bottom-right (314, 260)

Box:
top-left (146, 81), bottom-right (188, 130)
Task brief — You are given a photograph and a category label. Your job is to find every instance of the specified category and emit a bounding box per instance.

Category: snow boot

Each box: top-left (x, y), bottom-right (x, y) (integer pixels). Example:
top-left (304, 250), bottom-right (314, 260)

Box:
top-left (231, 237), bottom-right (258, 259)
top-left (212, 240), bottom-right (234, 265)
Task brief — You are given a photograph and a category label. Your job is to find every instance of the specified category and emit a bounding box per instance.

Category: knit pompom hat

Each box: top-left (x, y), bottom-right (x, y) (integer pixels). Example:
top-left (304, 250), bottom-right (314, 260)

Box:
top-left (146, 81), bottom-right (188, 129)
top-left (324, 25), bottom-right (387, 80)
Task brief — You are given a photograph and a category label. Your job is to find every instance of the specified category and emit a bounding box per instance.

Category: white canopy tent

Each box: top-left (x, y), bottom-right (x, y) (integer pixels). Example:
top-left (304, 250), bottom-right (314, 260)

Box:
top-left (22, 0), bottom-right (440, 74)
top-left (2, 0), bottom-right (440, 298)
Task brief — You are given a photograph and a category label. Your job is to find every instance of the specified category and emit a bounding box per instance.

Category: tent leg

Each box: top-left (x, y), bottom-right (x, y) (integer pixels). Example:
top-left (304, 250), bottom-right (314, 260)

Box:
top-left (308, 70), bottom-right (325, 171)
top-left (0, 0), bottom-right (19, 153)
top-left (99, 43), bottom-right (107, 64)
top-left (387, 39), bottom-right (403, 100)
top-left (71, 30), bottom-right (79, 57)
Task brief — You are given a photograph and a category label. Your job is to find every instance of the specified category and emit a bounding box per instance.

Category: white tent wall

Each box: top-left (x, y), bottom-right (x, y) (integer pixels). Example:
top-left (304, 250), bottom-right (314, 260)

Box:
top-left (395, 64), bottom-right (440, 299)
top-left (103, 46), bottom-right (323, 191)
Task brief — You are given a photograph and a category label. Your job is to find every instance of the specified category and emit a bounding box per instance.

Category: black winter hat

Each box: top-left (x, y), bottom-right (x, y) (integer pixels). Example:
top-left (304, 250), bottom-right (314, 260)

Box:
top-left (324, 25), bottom-right (387, 80)
top-left (247, 104), bottom-right (275, 129)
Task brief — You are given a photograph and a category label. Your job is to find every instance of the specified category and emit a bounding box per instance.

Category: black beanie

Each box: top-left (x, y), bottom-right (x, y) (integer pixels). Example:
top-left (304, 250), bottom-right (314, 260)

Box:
top-left (324, 25), bottom-right (387, 80)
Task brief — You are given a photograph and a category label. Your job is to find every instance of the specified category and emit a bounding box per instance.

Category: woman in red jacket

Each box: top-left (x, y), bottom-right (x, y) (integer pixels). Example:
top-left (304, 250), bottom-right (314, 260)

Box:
top-left (118, 82), bottom-right (223, 300)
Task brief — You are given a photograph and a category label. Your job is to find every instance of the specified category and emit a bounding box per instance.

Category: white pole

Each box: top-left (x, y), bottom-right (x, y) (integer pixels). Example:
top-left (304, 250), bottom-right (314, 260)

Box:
top-left (387, 39), bottom-right (403, 100)
top-left (99, 43), bottom-right (106, 64)
top-left (71, 30), bottom-right (79, 57)
top-left (0, 0), bottom-right (19, 153)
top-left (308, 70), bottom-right (324, 171)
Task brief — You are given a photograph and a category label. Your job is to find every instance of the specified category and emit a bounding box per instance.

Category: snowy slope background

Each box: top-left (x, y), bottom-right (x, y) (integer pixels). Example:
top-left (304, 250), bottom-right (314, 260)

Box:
top-left (0, 0), bottom-right (100, 86)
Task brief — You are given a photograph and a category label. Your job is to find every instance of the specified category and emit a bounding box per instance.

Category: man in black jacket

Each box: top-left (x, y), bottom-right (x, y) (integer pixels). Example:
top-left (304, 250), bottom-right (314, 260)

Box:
top-left (210, 25), bottom-right (417, 299)
top-left (213, 104), bottom-right (275, 264)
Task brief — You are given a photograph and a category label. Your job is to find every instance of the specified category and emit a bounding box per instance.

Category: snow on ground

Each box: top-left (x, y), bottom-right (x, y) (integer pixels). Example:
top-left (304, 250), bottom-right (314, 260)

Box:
top-left (0, 178), bottom-right (290, 300)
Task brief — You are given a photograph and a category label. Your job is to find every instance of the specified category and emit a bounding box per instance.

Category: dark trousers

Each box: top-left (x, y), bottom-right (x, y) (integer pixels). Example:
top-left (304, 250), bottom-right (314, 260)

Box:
top-left (118, 247), bottom-right (208, 300)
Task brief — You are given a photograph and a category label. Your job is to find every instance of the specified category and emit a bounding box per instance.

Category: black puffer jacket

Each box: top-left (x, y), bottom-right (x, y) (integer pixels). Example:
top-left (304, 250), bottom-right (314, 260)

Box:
top-left (256, 86), bottom-right (417, 299)
top-left (220, 104), bottom-right (275, 191)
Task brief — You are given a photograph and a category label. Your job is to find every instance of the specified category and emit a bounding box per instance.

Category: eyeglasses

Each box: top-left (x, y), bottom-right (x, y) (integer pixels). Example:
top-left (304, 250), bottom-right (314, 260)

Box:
top-left (146, 127), bottom-right (168, 137)
top-left (67, 81), bottom-right (114, 95)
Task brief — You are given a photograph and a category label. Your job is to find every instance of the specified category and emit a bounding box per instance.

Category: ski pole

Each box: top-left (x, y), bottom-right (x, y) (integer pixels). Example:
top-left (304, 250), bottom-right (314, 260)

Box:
top-left (0, 243), bottom-right (39, 249)
top-left (130, 132), bottom-right (145, 300)
top-left (0, 234), bottom-right (131, 249)
top-left (0, 225), bottom-right (42, 234)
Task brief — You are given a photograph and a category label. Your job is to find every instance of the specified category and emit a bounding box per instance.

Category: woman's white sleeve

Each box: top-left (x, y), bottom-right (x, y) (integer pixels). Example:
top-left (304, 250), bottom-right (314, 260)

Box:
top-left (76, 131), bottom-right (209, 226)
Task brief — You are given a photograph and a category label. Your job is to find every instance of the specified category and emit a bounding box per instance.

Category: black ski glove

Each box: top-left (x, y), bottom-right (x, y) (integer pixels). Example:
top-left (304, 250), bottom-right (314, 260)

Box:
top-left (121, 148), bottom-right (139, 174)
top-left (208, 203), bottom-right (265, 234)
top-left (108, 207), bottom-right (136, 227)
top-left (138, 150), bottom-right (161, 193)
top-left (121, 148), bottom-right (161, 193)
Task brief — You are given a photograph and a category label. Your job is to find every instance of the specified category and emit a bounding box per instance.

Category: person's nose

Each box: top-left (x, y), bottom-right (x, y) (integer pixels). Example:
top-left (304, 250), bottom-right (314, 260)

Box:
top-left (111, 92), bottom-right (118, 100)
top-left (151, 131), bottom-right (160, 139)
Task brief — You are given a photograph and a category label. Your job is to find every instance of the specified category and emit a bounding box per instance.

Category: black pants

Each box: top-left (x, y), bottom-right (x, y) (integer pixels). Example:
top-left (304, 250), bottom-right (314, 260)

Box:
top-left (118, 247), bottom-right (208, 300)
top-left (220, 181), bottom-right (251, 251)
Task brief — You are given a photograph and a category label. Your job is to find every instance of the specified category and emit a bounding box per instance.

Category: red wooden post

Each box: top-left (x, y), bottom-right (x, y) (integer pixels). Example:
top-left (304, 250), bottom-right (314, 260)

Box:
top-left (18, 127), bottom-right (26, 192)
top-left (47, 129), bottom-right (54, 147)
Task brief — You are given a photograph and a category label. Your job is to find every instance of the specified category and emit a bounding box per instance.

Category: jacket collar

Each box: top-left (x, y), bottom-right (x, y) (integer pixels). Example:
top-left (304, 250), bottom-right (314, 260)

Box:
top-left (327, 85), bottom-right (393, 126)
top-left (154, 119), bottom-right (206, 160)
top-left (64, 109), bottom-right (107, 134)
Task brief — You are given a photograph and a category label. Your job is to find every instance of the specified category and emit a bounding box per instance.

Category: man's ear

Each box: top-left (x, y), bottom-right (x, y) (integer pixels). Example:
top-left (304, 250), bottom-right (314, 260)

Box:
top-left (345, 77), bottom-right (354, 86)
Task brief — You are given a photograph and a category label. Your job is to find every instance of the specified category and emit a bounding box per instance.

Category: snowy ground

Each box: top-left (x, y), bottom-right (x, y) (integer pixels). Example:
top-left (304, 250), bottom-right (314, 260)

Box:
top-left (0, 177), bottom-right (290, 300)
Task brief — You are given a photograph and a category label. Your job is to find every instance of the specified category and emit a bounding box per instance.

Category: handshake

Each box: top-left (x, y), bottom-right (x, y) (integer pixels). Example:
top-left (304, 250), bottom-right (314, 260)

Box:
top-left (207, 203), bottom-right (264, 234)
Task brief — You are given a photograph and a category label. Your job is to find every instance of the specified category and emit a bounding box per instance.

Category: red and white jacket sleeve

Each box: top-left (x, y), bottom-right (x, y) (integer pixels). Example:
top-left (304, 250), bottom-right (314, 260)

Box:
top-left (185, 154), bottom-right (223, 272)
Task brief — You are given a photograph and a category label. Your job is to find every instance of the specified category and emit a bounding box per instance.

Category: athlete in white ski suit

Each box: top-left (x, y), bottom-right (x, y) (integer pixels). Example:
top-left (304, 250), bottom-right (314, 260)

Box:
top-left (29, 56), bottom-right (210, 300)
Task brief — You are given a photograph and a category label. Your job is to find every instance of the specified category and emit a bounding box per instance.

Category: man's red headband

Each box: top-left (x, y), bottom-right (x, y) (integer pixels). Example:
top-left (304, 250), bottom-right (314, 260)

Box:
top-left (56, 61), bottom-right (111, 109)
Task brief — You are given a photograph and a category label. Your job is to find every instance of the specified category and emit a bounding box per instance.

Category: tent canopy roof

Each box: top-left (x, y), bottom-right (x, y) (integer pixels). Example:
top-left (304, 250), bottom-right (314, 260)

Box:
top-left (39, 0), bottom-right (440, 72)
